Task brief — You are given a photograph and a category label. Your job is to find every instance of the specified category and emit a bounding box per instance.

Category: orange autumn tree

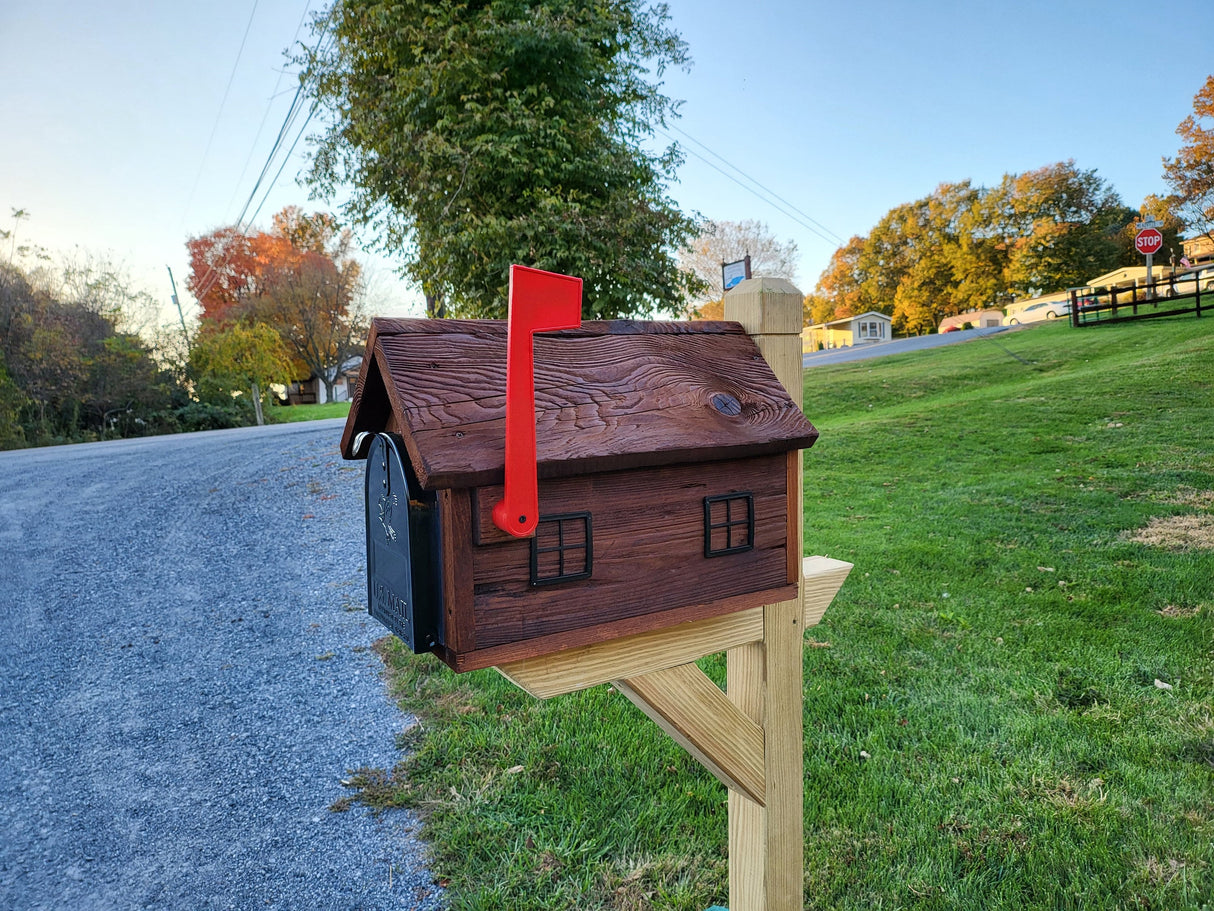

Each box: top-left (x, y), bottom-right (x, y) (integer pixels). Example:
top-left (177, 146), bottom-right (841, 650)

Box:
top-left (186, 207), bottom-right (367, 401)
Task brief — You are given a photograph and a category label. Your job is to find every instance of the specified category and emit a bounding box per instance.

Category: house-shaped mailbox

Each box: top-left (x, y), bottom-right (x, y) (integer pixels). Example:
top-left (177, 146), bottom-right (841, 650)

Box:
top-left (341, 317), bottom-right (818, 673)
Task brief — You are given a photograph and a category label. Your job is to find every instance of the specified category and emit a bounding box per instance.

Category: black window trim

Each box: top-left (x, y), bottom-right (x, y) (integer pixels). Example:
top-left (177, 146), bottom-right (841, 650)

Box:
top-left (529, 511), bottom-right (593, 586)
top-left (703, 492), bottom-right (755, 558)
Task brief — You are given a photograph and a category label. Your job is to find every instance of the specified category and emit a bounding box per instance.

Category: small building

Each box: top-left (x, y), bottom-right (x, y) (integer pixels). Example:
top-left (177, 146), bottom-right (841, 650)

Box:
top-left (1083, 266), bottom-right (1179, 293)
top-left (938, 309), bottom-right (1004, 332)
top-left (1182, 235), bottom-right (1213, 266)
top-left (802, 311), bottom-right (892, 351)
top-left (286, 357), bottom-right (363, 405)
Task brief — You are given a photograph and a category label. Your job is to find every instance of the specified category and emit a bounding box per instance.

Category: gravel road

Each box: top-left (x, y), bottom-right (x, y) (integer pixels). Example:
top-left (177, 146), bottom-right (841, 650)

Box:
top-left (802, 324), bottom-right (1016, 367)
top-left (0, 420), bottom-right (442, 910)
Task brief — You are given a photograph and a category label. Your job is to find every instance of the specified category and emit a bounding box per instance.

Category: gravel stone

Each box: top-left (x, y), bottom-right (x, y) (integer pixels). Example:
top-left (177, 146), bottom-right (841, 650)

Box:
top-left (0, 420), bottom-right (442, 910)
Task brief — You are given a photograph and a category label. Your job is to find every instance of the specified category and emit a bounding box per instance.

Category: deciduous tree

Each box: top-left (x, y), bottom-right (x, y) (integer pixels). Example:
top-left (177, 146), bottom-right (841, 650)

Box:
top-left (995, 161), bottom-right (1135, 297)
top-left (0, 349), bottom-right (26, 449)
top-left (1162, 75), bottom-right (1214, 243)
top-left (808, 162), bottom-right (1135, 331)
top-left (678, 219), bottom-right (797, 317)
top-left (806, 236), bottom-right (872, 324)
top-left (1, 258), bottom-right (175, 442)
top-left (186, 207), bottom-right (367, 400)
top-left (298, 0), bottom-right (701, 319)
top-left (189, 322), bottom-right (292, 426)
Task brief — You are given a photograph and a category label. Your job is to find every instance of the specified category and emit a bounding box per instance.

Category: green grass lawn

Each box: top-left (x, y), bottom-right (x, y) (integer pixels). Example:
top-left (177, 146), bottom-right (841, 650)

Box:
top-left (269, 401), bottom-right (351, 422)
top-left (343, 317), bottom-right (1214, 910)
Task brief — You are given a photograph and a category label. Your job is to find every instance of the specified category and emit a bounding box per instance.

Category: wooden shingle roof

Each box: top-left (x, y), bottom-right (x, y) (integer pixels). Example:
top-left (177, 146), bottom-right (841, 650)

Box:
top-left (341, 318), bottom-right (817, 490)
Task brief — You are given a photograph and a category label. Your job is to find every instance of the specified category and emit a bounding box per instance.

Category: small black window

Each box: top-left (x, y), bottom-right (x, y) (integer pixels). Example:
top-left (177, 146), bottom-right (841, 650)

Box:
top-left (704, 493), bottom-right (754, 557)
top-left (530, 513), bottom-right (593, 586)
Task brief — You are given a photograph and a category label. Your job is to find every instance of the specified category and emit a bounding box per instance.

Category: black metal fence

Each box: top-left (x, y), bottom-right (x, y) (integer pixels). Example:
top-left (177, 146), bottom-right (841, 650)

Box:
top-left (1070, 271), bottom-right (1211, 327)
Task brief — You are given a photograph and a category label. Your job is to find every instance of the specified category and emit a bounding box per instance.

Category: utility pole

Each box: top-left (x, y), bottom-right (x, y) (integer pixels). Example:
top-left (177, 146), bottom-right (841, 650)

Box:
top-left (166, 266), bottom-right (188, 335)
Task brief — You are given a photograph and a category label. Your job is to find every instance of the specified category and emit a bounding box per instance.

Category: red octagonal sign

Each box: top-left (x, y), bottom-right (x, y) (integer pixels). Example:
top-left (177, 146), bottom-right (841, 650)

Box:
top-left (1135, 227), bottom-right (1163, 256)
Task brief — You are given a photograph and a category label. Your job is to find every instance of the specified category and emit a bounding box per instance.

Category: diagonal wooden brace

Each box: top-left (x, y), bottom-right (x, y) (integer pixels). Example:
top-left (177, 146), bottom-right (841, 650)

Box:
top-left (614, 663), bottom-right (766, 806)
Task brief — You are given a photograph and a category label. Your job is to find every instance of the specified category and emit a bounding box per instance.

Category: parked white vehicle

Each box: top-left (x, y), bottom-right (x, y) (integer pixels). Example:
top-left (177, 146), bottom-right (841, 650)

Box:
top-left (1156, 265), bottom-right (1214, 298)
top-left (1003, 300), bottom-right (1071, 325)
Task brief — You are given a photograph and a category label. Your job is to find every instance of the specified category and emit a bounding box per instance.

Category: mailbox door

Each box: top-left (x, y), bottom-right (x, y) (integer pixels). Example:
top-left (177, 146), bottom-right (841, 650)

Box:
top-left (363, 433), bottom-right (442, 653)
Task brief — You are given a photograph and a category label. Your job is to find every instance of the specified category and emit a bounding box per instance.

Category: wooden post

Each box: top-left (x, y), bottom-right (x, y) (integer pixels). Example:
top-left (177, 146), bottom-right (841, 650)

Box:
top-left (725, 277), bottom-right (807, 911)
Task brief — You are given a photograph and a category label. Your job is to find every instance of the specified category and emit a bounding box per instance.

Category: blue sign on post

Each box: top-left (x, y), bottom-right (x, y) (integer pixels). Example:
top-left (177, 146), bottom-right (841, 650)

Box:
top-left (722, 255), bottom-right (751, 292)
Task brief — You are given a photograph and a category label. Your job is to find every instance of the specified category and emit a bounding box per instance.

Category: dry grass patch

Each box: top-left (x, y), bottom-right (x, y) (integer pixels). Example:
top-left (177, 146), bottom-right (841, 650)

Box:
top-left (601, 854), bottom-right (722, 911)
top-left (1128, 515), bottom-right (1214, 550)
top-left (1157, 604), bottom-right (1203, 618)
top-left (1157, 488), bottom-right (1214, 509)
top-left (1136, 855), bottom-right (1190, 887)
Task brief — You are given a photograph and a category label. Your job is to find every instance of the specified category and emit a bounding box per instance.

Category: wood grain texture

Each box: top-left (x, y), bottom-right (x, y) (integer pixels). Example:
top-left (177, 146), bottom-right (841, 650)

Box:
top-left (615, 664), bottom-right (767, 806)
top-left (802, 556), bottom-right (853, 627)
top-left (495, 606), bottom-right (764, 699)
top-left (760, 595), bottom-right (806, 908)
top-left (438, 489), bottom-right (475, 655)
top-left (720, 279), bottom-right (806, 336)
top-left (468, 457), bottom-right (788, 651)
top-left (339, 318), bottom-right (818, 486)
top-left (725, 284), bottom-right (806, 911)
top-left (439, 584), bottom-right (795, 673)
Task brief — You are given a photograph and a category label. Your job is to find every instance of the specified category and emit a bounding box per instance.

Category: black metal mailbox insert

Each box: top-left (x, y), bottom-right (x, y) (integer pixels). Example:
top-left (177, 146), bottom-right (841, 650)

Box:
top-left (363, 433), bottom-right (442, 653)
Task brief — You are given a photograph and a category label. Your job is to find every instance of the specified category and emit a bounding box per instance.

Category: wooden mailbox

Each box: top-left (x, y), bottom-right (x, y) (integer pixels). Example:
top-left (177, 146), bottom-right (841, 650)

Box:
top-left (341, 316), bottom-right (820, 672)
top-left (341, 273), bottom-right (853, 911)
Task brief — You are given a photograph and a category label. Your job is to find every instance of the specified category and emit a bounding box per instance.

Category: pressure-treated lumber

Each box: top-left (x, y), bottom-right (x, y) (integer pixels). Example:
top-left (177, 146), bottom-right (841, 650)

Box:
top-left (614, 664), bottom-right (766, 806)
top-left (495, 606), bottom-right (764, 699)
top-left (802, 555), bottom-right (853, 627)
top-left (494, 555), bottom-right (852, 698)
top-left (725, 277), bottom-right (809, 911)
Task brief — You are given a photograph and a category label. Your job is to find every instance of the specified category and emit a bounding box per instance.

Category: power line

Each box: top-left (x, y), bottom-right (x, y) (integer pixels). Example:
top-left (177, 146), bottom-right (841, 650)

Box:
top-left (668, 124), bottom-right (845, 246)
top-left (659, 127), bottom-right (843, 249)
top-left (181, 0), bottom-right (262, 226)
top-left (244, 105), bottom-right (317, 228)
top-left (226, 0), bottom-right (315, 218)
top-left (192, 14), bottom-right (333, 307)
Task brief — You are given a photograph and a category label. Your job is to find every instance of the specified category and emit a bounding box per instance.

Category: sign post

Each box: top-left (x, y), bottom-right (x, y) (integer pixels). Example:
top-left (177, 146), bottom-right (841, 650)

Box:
top-left (1136, 221), bottom-right (1164, 295)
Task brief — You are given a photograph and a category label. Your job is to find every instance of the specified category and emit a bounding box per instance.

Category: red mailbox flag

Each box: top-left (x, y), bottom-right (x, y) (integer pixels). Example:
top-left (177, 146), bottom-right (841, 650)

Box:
top-left (491, 265), bottom-right (583, 537)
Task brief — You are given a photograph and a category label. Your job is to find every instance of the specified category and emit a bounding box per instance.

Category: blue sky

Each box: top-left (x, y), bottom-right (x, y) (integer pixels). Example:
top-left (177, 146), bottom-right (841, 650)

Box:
top-left (0, 0), bottom-right (1209, 322)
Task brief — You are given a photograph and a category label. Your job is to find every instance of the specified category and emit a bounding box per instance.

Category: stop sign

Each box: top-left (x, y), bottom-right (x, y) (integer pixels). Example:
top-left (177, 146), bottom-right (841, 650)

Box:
top-left (1135, 228), bottom-right (1163, 256)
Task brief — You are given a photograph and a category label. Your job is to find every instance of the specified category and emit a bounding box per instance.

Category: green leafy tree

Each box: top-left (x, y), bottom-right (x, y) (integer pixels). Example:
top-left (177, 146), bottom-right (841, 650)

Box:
top-left (84, 334), bottom-right (176, 438)
top-left (299, 0), bottom-right (701, 319)
top-left (188, 207), bottom-right (367, 401)
top-left (0, 349), bottom-right (28, 449)
top-left (808, 162), bottom-right (1135, 330)
top-left (189, 322), bottom-right (292, 426)
top-left (994, 161), bottom-right (1135, 297)
top-left (806, 236), bottom-right (873, 324)
top-left (1162, 75), bottom-right (1214, 243)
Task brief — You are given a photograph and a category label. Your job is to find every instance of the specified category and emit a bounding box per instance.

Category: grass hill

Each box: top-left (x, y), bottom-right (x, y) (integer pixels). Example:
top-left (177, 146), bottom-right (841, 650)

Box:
top-left (348, 317), bottom-right (1213, 910)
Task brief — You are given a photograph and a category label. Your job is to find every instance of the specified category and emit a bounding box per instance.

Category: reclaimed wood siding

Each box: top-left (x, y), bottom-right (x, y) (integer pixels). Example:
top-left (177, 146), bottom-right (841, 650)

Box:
top-left (464, 454), bottom-right (788, 651)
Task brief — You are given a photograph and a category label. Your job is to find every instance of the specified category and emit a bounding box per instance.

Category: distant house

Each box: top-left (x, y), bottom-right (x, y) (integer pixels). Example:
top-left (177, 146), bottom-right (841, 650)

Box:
top-left (1181, 235), bottom-right (1213, 266)
top-left (938, 309), bottom-right (1004, 332)
top-left (286, 357), bottom-right (363, 405)
top-left (802, 311), bottom-right (892, 351)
